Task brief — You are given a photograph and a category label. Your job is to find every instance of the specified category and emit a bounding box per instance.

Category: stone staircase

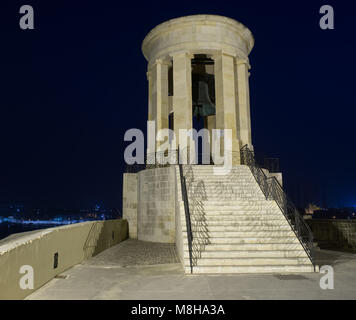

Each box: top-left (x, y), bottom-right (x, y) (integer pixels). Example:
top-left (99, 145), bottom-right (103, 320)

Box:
top-left (177, 165), bottom-right (315, 274)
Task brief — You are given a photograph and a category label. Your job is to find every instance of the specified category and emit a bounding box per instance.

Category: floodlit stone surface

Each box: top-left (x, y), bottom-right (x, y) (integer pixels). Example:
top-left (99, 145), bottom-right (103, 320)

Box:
top-left (176, 165), bottom-right (314, 274)
top-left (123, 173), bottom-right (138, 238)
top-left (0, 219), bottom-right (128, 300)
top-left (142, 14), bottom-right (255, 157)
top-left (124, 167), bottom-right (176, 243)
top-left (27, 240), bottom-right (356, 300)
top-left (142, 15), bottom-right (254, 63)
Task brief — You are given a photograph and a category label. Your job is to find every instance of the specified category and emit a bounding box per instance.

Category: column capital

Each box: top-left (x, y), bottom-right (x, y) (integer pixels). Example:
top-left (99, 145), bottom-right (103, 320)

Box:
top-left (235, 58), bottom-right (251, 70)
top-left (156, 58), bottom-right (172, 66)
top-left (169, 50), bottom-right (194, 60)
top-left (148, 58), bottom-right (172, 71)
top-left (212, 50), bottom-right (237, 61)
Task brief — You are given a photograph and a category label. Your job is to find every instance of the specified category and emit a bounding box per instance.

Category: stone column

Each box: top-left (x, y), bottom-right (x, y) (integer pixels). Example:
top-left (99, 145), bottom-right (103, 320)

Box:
top-left (206, 115), bottom-right (216, 154)
top-left (147, 70), bottom-right (152, 121)
top-left (146, 70), bottom-right (155, 156)
top-left (214, 52), bottom-right (240, 164)
top-left (149, 59), bottom-right (170, 152)
top-left (235, 58), bottom-right (252, 148)
top-left (172, 52), bottom-right (193, 159)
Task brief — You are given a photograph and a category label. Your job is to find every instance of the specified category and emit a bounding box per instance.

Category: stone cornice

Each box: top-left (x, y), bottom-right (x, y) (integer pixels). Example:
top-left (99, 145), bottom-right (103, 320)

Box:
top-left (142, 15), bottom-right (254, 63)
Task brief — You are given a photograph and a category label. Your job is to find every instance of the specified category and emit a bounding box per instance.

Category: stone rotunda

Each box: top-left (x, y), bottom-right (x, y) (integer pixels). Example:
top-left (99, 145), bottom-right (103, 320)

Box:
top-left (141, 14), bottom-right (253, 162)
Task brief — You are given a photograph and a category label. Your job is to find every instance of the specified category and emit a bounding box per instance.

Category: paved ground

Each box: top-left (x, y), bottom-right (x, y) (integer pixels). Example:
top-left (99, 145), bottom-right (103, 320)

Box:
top-left (27, 239), bottom-right (356, 300)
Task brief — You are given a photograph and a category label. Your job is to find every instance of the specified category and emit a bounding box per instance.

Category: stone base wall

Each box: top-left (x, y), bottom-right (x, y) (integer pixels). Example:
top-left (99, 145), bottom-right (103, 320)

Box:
top-left (123, 173), bottom-right (138, 238)
top-left (137, 166), bottom-right (176, 243)
top-left (307, 219), bottom-right (356, 252)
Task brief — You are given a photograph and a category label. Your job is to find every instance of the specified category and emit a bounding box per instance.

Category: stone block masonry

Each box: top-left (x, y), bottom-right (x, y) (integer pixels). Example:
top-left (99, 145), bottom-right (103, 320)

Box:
top-left (138, 166), bottom-right (176, 243)
top-left (123, 167), bottom-right (176, 243)
top-left (307, 219), bottom-right (356, 252)
top-left (123, 173), bottom-right (138, 239)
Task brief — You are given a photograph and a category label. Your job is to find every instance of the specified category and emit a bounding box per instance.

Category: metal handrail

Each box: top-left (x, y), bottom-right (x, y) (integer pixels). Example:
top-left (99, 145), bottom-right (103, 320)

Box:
top-left (179, 164), bottom-right (194, 274)
top-left (240, 145), bottom-right (315, 268)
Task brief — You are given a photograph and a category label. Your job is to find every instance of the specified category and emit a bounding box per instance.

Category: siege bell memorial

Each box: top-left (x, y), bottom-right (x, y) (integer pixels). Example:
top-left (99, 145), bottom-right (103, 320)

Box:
top-left (123, 15), bottom-right (316, 274)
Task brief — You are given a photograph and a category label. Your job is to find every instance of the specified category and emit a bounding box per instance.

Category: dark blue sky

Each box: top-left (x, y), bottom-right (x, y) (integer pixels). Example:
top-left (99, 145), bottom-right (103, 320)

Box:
top-left (0, 0), bottom-right (355, 210)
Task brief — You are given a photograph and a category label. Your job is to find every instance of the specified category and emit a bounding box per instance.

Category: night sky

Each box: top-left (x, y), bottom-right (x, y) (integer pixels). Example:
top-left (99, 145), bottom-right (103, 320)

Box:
top-left (0, 0), bottom-right (355, 211)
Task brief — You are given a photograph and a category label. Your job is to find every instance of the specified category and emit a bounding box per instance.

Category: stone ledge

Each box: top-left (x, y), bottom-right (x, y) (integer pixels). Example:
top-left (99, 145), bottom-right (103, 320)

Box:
top-left (0, 219), bottom-right (128, 300)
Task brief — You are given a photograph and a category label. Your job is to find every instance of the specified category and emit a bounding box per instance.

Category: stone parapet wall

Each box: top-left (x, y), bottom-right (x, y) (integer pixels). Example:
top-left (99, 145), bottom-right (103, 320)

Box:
top-left (307, 219), bottom-right (356, 252)
top-left (0, 219), bottom-right (128, 300)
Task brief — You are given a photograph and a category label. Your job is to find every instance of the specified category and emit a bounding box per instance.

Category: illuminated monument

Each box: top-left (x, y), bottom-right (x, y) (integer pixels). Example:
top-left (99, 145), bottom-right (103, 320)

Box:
top-left (123, 15), bottom-right (316, 274)
top-left (141, 14), bottom-right (253, 162)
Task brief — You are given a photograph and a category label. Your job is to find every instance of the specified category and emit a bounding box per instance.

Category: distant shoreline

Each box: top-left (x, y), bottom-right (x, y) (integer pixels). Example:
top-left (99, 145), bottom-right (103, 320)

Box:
top-left (0, 221), bottom-right (59, 241)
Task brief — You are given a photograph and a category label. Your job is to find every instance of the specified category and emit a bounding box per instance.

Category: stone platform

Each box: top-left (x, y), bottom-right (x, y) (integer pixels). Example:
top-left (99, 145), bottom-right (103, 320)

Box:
top-left (27, 239), bottom-right (356, 300)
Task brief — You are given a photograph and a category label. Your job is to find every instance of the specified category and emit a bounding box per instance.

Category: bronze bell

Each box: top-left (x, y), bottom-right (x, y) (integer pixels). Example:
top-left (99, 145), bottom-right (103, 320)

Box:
top-left (192, 73), bottom-right (216, 119)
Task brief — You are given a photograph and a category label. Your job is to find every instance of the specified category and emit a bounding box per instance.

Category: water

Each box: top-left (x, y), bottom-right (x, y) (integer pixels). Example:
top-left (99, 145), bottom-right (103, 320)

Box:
top-left (0, 222), bottom-right (58, 241)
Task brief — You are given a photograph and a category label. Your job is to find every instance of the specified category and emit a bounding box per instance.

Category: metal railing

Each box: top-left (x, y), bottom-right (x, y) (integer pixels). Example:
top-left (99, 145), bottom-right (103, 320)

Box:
top-left (240, 145), bottom-right (315, 268)
top-left (179, 164), bottom-right (194, 273)
top-left (125, 146), bottom-right (314, 269)
top-left (183, 165), bottom-right (210, 270)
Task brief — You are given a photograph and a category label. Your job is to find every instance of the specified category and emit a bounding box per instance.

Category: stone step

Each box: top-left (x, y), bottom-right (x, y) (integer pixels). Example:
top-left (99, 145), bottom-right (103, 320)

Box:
top-left (187, 191), bottom-right (264, 196)
top-left (184, 173), bottom-right (254, 177)
top-left (188, 216), bottom-right (287, 222)
top-left (197, 243), bottom-right (304, 251)
top-left (186, 177), bottom-right (259, 188)
top-left (186, 205), bottom-right (280, 211)
top-left (189, 171), bottom-right (252, 175)
top-left (188, 200), bottom-right (277, 206)
top-left (186, 264), bottom-right (315, 274)
top-left (187, 209), bottom-right (281, 215)
top-left (186, 177), bottom-right (255, 182)
top-left (183, 237), bottom-right (299, 244)
top-left (179, 199), bottom-right (276, 205)
top-left (187, 187), bottom-right (262, 192)
top-left (188, 166), bottom-right (249, 168)
top-left (188, 166), bottom-right (250, 170)
top-left (186, 207), bottom-right (281, 213)
top-left (189, 172), bottom-right (252, 174)
top-left (187, 186), bottom-right (260, 190)
top-left (187, 196), bottom-right (266, 201)
top-left (187, 191), bottom-right (262, 196)
top-left (185, 257), bottom-right (310, 266)
top-left (192, 250), bottom-right (308, 258)
top-left (184, 230), bottom-right (295, 237)
top-left (187, 176), bottom-right (254, 180)
top-left (189, 172), bottom-right (252, 175)
top-left (188, 211), bottom-right (284, 217)
top-left (185, 221), bottom-right (291, 228)
top-left (180, 168), bottom-right (251, 172)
